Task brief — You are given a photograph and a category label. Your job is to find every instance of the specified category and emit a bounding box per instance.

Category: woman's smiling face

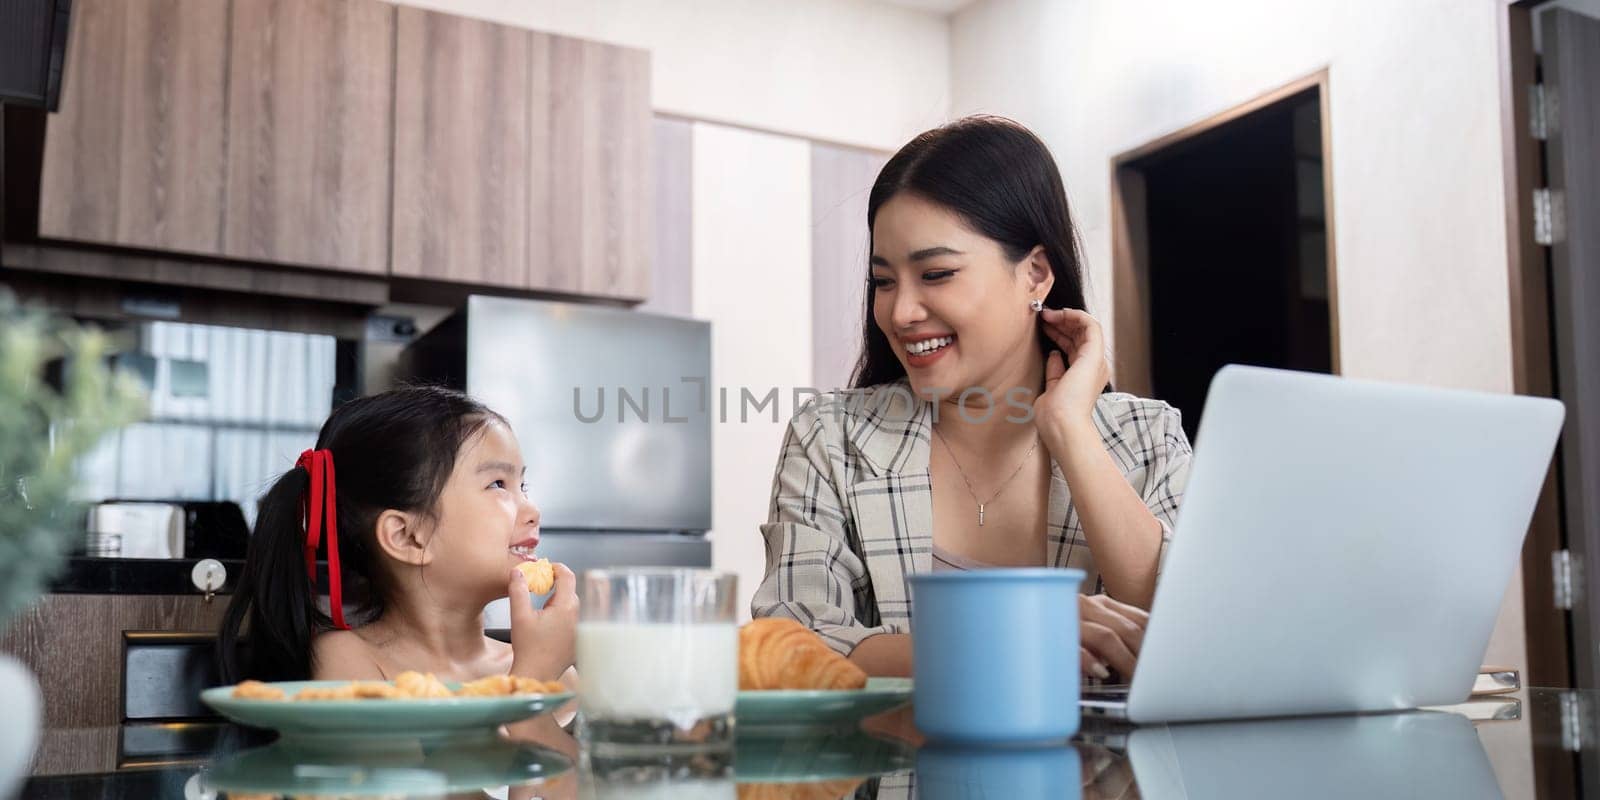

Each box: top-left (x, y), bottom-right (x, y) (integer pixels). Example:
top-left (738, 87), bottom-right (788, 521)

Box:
top-left (869, 192), bottom-right (1053, 402)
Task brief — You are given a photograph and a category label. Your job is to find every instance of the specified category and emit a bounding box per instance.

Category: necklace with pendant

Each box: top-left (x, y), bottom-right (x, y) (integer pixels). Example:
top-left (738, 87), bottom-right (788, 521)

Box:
top-left (932, 426), bottom-right (1040, 527)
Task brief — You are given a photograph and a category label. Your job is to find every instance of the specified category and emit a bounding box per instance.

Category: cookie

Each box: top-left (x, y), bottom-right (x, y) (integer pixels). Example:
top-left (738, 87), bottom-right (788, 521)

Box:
top-left (515, 558), bottom-right (556, 594)
top-left (231, 680), bottom-right (286, 701)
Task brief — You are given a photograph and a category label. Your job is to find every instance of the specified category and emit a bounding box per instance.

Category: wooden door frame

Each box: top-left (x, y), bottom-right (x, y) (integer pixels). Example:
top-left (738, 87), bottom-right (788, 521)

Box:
top-left (1498, 0), bottom-right (1572, 693)
top-left (1500, 11), bottom-right (1584, 800)
top-left (1108, 69), bottom-right (1339, 399)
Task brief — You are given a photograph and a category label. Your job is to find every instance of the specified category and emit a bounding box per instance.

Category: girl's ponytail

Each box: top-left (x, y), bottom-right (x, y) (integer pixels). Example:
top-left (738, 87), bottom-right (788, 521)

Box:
top-left (218, 465), bottom-right (316, 683)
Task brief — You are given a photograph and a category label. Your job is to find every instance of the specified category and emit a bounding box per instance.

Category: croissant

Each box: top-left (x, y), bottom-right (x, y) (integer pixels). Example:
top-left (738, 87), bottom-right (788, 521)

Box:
top-left (739, 617), bottom-right (867, 691)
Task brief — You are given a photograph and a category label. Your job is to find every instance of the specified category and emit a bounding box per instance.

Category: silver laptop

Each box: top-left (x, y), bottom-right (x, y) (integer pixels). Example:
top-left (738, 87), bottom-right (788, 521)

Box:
top-left (1083, 365), bottom-right (1564, 723)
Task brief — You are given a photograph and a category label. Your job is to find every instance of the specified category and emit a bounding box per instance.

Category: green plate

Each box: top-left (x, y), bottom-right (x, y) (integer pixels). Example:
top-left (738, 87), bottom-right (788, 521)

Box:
top-left (734, 727), bottom-right (916, 783)
top-left (203, 737), bottom-right (571, 797)
top-left (200, 681), bottom-right (574, 741)
top-left (736, 678), bottom-right (912, 729)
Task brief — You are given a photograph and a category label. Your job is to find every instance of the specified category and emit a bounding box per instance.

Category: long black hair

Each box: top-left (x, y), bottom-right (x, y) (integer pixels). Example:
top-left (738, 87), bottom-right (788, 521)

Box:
top-left (851, 115), bottom-right (1092, 389)
top-left (218, 385), bottom-right (503, 682)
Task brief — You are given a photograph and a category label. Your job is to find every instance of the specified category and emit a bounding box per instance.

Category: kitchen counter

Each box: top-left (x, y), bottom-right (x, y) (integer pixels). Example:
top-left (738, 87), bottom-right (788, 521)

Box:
top-left (49, 557), bottom-right (244, 596)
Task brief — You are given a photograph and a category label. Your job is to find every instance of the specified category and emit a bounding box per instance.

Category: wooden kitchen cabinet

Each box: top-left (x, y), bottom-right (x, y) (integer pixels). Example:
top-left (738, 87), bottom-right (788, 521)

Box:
top-left (391, 7), bottom-right (531, 288)
top-left (38, 0), bottom-right (229, 256)
top-left (224, 0), bottom-right (394, 274)
top-left (533, 36), bottom-right (653, 300)
top-left (33, 0), bottom-right (653, 301)
top-left (1, 593), bottom-right (229, 732)
top-left (39, 0), bottom-right (393, 275)
top-left (394, 13), bottom-right (653, 298)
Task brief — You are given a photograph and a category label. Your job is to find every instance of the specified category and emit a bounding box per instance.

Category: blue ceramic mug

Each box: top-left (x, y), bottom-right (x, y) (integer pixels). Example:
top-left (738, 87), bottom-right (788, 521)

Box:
top-left (909, 568), bottom-right (1086, 743)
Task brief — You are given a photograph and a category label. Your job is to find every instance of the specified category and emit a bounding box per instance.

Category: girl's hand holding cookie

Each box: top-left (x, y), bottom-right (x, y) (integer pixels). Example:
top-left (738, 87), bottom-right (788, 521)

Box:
top-left (508, 562), bottom-right (578, 682)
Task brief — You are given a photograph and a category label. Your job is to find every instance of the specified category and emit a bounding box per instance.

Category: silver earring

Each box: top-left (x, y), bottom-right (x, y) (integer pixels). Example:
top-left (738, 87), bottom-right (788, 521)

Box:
top-left (1030, 298), bottom-right (1045, 312)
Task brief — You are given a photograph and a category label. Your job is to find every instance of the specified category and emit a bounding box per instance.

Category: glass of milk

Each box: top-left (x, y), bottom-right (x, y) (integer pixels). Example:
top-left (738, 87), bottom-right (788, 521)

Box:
top-left (577, 568), bottom-right (738, 753)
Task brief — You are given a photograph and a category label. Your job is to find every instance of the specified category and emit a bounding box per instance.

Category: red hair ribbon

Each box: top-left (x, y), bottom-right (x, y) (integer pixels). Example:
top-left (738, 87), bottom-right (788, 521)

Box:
top-left (297, 448), bottom-right (349, 631)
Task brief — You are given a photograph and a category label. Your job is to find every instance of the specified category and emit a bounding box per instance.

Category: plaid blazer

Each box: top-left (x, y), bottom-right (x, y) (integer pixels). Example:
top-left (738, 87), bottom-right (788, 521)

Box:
top-left (751, 380), bottom-right (1193, 656)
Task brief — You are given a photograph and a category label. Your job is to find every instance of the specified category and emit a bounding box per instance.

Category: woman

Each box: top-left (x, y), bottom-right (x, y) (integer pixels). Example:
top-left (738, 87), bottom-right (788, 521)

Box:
top-left (751, 116), bottom-right (1192, 681)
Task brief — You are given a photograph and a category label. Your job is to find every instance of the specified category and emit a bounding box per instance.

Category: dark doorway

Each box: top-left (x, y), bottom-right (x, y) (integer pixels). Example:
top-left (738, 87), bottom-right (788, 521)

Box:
top-left (1110, 75), bottom-right (1337, 442)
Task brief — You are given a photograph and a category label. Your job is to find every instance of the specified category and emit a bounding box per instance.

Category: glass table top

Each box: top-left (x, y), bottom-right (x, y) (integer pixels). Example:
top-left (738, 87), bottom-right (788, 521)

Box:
top-left (19, 688), bottom-right (1598, 799)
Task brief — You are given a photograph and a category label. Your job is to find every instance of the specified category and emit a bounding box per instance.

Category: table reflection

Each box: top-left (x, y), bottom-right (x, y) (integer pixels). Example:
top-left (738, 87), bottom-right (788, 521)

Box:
top-left (876, 708), bottom-right (1500, 799)
top-left (917, 744), bottom-right (1079, 799)
top-left (203, 734), bottom-right (571, 799)
top-left (23, 689), bottom-right (1580, 800)
top-left (192, 722), bottom-right (923, 800)
top-left (1110, 710), bottom-right (1499, 800)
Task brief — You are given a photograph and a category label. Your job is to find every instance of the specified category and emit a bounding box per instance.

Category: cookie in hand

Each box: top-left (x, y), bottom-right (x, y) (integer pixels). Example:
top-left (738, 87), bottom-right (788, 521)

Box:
top-left (515, 558), bottom-right (555, 594)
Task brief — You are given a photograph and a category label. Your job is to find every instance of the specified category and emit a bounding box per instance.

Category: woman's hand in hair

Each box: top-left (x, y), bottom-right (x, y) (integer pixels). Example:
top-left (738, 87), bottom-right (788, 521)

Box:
top-left (1033, 308), bottom-right (1112, 441)
top-left (1079, 592), bottom-right (1147, 681)
top-left (507, 563), bottom-right (579, 681)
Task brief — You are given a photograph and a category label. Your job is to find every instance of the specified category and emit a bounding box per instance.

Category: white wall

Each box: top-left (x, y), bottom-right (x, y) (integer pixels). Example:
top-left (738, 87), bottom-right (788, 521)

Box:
top-left (950, 0), bottom-right (1528, 692)
top-left (811, 143), bottom-right (888, 392)
top-left (692, 123), bottom-right (814, 619)
top-left (384, 0), bottom-right (951, 151)
top-left (953, 0), bottom-right (1513, 393)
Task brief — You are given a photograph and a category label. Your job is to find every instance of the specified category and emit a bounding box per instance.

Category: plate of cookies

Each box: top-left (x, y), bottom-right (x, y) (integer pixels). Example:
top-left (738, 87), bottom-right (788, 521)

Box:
top-left (201, 672), bottom-right (573, 740)
top-left (736, 618), bottom-right (912, 728)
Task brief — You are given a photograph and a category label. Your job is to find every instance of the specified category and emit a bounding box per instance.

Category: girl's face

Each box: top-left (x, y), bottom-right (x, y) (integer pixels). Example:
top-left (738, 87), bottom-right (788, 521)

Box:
top-left (421, 419), bottom-right (541, 602)
top-left (870, 193), bottom-right (1052, 401)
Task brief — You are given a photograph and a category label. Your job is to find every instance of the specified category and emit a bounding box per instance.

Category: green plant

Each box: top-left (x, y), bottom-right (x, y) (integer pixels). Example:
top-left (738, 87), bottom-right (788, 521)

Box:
top-left (0, 292), bottom-right (145, 635)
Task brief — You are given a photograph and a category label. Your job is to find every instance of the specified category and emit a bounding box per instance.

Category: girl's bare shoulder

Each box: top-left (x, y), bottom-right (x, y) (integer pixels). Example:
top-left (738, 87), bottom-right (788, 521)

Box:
top-left (310, 629), bottom-right (387, 680)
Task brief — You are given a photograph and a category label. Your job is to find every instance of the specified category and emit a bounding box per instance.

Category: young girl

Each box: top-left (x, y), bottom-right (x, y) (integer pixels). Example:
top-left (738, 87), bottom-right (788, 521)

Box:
top-left (218, 385), bottom-right (577, 686)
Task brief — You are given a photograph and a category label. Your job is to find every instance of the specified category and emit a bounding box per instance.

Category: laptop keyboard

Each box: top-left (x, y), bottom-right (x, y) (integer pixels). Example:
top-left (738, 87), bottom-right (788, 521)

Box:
top-left (1080, 684), bottom-right (1132, 701)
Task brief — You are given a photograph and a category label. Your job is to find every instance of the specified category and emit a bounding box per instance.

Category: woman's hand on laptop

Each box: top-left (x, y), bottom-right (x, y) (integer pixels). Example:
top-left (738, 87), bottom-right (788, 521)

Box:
top-left (1080, 593), bottom-right (1148, 681)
